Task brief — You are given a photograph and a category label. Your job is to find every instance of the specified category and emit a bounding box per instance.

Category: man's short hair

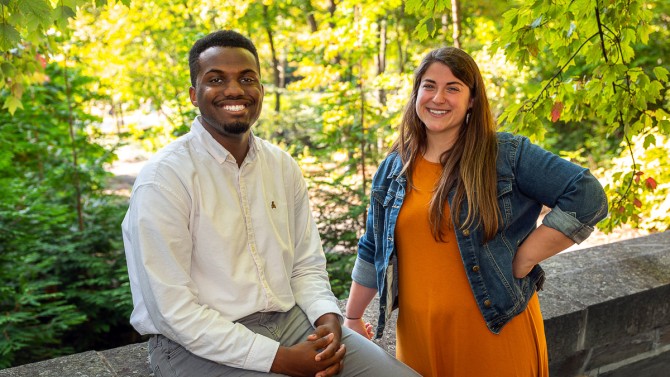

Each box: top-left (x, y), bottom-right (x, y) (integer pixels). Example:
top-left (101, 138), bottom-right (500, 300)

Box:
top-left (188, 30), bottom-right (260, 87)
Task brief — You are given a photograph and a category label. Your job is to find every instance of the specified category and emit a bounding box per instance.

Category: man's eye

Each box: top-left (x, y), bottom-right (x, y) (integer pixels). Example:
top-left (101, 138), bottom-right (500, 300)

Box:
top-left (241, 77), bottom-right (256, 83)
top-left (210, 78), bottom-right (223, 84)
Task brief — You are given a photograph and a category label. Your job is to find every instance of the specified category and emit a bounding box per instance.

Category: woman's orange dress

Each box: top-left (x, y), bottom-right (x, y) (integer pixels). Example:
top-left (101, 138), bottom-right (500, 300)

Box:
top-left (395, 156), bottom-right (549, 377)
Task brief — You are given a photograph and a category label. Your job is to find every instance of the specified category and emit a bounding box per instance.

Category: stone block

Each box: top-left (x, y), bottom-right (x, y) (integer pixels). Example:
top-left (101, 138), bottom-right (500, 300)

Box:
top-left (0, 351), bottom-right (114, 377)
top-left (583, 285), bottom-right (670, 348)
top-left (598, 349), bottom-right (670, 377)
top-left (549, 349), bottom-right (590, 377)
top-left (100, 342), bottom-right (151, 376)
top-left (544, 310), bottom-right (586, 366)
top-left (657, 323), bottom-right (670, 347)
top-left (585, 331), bottom-right (655, 370)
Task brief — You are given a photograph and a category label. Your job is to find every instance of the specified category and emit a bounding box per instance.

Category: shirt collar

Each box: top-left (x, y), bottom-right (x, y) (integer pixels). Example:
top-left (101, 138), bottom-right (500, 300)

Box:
top-left (191, 116), bottom-right (258, 165)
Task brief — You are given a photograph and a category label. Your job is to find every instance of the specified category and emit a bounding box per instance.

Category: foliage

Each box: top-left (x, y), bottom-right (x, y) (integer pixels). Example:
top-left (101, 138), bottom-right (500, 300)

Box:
top-left (0, 63), bottom-right (132, 367)
top-left (598, 134), bottom-right (669, 232)
top-left (0, 0), bottom-right (128, 115)
top-left (408, 0), bottom-right (669, 232)
top-left (326, 253), bottom-right (357, 299)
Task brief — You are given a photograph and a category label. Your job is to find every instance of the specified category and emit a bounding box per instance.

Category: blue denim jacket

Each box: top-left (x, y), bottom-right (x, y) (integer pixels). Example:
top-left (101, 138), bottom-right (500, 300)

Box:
top-left (352, 132), bottom-right (608, 338)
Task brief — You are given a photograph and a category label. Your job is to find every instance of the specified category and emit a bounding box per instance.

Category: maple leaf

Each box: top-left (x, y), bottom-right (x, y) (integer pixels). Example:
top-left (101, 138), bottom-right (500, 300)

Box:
top-left (645, 177), bottom-right (657, 190)
top-left (551, 101), bottom-right (564, 123)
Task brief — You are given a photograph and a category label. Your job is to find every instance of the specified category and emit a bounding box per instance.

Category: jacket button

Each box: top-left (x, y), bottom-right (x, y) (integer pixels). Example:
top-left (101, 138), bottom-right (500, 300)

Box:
top-left (463, 229), bottom-right (470, 236)
top-left (472, 265), bottom-right (480, 272)
top-left (483, 299), bottom-right (492, 308)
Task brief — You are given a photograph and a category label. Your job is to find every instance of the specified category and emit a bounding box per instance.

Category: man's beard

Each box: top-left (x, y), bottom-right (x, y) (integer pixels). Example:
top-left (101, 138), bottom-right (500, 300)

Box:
top-left (222, 121), bottom-right (250, 135)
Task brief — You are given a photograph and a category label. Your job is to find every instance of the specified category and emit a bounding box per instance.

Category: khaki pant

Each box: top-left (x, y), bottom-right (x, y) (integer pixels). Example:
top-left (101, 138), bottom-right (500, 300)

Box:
top-left (147, 305), bottom-right (419, 377)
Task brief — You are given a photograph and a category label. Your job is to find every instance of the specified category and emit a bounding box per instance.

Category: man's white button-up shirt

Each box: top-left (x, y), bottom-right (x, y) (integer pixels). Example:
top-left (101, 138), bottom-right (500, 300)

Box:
top-left (122, 117), bottom-right (341, 372)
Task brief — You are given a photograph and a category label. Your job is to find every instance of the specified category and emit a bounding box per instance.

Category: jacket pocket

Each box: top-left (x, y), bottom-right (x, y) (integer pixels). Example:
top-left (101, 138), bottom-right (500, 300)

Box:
top-left (497, 178), bottom-right (513, 229)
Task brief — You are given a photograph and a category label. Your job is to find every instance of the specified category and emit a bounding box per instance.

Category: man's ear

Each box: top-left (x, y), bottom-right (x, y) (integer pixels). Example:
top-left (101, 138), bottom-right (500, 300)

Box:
top-left (189, 86), bottom-right (198, 107)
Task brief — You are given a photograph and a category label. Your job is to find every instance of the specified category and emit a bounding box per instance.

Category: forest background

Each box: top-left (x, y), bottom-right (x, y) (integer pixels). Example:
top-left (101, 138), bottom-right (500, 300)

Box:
top-left (0, 0), bottom-right (668, 369)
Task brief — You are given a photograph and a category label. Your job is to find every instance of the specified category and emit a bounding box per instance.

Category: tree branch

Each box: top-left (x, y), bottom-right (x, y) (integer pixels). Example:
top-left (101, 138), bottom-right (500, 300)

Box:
top-left (527, 33), bottom-right (600, 109)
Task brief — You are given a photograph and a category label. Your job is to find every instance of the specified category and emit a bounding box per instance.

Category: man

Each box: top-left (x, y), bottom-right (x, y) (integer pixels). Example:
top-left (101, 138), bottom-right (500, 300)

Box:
top-left (122, 30), bottom-right (419, 377)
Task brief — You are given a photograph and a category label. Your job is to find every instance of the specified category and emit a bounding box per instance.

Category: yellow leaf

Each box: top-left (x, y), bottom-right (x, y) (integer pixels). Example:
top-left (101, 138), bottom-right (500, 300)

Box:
top-left (3, 95), bottom-right (23, 115)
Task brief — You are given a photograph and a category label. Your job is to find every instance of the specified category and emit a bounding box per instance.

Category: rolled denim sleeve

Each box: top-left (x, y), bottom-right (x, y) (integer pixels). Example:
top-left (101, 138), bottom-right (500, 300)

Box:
top-left (351, 256), bottom-right (378, 289)
top-left (542, 206), bottom-right (594, 244)
top-left (513, 135), bottom-right (608, 243)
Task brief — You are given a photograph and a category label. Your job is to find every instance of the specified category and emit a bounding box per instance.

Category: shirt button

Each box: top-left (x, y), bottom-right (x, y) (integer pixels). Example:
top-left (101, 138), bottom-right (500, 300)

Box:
top-left (463, 229), bottom-right (470, 236)
top-left (472, 265), bottom-right (480, 272)
top-left (484, 299), bottom-right (492, 308)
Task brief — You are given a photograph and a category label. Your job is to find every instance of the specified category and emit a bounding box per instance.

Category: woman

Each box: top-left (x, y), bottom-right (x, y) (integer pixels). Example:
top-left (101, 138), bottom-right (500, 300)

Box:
top-left (343, 47), bottom-right (608, 376)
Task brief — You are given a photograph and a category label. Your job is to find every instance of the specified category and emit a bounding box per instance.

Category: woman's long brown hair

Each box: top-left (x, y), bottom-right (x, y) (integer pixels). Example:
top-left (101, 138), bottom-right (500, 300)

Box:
top-left (391, 47), bottom-right (501, 242)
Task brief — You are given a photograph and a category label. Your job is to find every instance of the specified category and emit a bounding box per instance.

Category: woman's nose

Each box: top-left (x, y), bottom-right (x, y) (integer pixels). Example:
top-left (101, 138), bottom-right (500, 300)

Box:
top-left (432, 91), bottom-right (447, 104)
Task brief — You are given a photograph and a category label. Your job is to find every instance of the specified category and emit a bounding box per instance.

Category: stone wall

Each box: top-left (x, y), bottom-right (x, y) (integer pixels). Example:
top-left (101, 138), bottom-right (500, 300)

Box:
top-left (539, 231), bottom-right (670, 376)
top-left (1, 232), bottom-right (668, 377)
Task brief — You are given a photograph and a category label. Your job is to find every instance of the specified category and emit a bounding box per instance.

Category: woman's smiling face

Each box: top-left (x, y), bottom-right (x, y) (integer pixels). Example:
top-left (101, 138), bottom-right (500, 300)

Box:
top-left (415, 62), bottom-right (472, 143)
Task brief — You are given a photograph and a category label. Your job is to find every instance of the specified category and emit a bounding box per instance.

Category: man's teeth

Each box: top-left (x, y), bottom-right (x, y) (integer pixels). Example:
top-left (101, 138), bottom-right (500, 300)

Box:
top-left (223, 105), bottom-right (245, 111)
top-left (429, 109), bottom-right (448, 115)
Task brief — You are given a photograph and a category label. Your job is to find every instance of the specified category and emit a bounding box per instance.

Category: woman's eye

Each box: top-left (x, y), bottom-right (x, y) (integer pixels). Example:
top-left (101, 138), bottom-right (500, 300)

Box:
top-left (447, 87), bottom-right (460, 93)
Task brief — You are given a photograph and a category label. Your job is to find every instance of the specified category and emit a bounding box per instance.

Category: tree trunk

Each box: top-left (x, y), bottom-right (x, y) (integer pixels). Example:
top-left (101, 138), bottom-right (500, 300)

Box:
top-left (396, 4), bottom-right (405, 73)
top-left (356, 5), bottom-right (368, 225)
top-left (305, 0), bottom-right (318, 32)
top-left (451, 0), bottom-right (461, 48)
top-left (328, 0), bottom-right (336, 28)
top-left (263, 5), bottom-right (282, 112)
top-left (63, 63), bottom-right (84, 231)
top-left (376, 18), bottom-right (387, 106)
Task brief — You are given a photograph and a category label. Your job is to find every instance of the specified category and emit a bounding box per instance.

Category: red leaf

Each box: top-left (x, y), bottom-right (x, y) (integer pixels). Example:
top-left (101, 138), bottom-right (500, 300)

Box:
top-left (633, 198), bottom-right (642, 208)
top-left (35, 53), bottom-right (47, 69)
top-left (618, 206), bottom-right (625, 214)
top-left (634, 171), bottom-right (643, 183)
top-left (551, 101), bottom-right (564, 123)
top-left (645, 177), bottom-right (657, 190)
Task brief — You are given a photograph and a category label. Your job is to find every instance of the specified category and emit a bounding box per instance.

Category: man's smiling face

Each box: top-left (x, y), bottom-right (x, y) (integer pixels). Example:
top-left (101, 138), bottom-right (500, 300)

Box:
top-left (189, 46), bottom-right (264, 139)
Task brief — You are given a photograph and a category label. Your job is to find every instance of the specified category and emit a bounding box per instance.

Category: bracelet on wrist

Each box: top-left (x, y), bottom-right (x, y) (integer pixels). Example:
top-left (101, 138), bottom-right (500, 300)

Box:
top-left (344, 315), bottom-right (362, 320)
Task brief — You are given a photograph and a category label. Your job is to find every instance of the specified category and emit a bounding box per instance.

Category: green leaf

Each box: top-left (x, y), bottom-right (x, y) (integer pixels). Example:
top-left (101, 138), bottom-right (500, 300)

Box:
top-left (18, 0), bottom-right (53, 28)
top-left (405, 0), bottom-right (422, 14)
top-left (426, 17), bottom-right (435, 36)
top-left (1, 61), bottom-right (16, 77)
top-left (53, 6), bottom-right (75, 29)
top-left (62, 0), bottom-right (89, 7)
top-left (0, 22), bottom-right (21, 51)
top-left (653, 66), bottom-right (669, 82)
top-left (3, 95), bottom-right (23, 115)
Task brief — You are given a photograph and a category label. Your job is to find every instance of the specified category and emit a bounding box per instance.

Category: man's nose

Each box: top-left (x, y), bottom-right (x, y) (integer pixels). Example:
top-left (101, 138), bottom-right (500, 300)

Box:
top-left (223, 80), bottom-right (245, 96)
